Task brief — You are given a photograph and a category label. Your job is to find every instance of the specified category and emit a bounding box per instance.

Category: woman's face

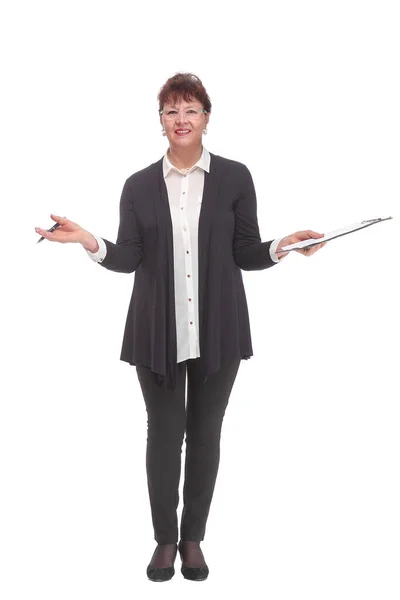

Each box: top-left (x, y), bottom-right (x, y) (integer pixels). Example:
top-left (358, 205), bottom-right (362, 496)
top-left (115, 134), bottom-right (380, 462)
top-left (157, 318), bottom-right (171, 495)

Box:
top-left (160, 97), bottom-right (210, 150)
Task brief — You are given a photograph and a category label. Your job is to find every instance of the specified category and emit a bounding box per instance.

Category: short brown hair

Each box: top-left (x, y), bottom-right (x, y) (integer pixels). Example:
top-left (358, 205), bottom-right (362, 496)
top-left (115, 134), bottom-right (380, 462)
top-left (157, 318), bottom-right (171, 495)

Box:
top-left (158, 72), bottom-right (212, 114)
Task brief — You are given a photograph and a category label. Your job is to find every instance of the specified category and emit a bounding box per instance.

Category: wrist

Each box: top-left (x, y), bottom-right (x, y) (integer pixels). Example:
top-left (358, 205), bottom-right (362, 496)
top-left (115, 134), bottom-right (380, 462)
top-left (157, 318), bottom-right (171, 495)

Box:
top-left (275, 237), bottom-right (290, 259)
top-left (81, 232), bottom-right (99, 253)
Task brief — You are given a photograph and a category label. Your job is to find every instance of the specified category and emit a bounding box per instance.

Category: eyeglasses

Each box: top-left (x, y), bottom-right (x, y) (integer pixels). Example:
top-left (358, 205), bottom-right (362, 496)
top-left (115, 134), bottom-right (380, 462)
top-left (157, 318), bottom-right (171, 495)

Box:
top-left (159, 108), bottom-right (207, 121)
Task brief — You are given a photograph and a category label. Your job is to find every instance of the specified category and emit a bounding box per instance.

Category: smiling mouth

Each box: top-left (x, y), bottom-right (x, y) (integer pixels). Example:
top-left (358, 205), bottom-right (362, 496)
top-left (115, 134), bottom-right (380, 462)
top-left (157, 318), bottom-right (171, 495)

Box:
top-left (175, 129), bottom-right (191, 136)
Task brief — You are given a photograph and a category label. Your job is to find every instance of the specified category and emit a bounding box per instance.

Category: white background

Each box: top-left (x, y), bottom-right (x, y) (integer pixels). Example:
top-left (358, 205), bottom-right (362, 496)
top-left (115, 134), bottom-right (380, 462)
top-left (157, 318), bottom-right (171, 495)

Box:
top-left (1, 0), bottom-right (399, 598)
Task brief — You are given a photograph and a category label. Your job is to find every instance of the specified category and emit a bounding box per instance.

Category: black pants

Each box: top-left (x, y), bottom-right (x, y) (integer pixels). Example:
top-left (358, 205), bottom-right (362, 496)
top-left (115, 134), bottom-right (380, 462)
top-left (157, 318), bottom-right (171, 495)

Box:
top-left (135, 357), bottom-right (241, 544)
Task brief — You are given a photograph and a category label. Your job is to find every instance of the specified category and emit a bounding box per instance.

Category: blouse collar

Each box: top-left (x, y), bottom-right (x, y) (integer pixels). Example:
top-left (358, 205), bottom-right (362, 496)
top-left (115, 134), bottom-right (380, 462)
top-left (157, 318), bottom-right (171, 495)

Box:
top-left (163, 146), bottom-right (210, 178)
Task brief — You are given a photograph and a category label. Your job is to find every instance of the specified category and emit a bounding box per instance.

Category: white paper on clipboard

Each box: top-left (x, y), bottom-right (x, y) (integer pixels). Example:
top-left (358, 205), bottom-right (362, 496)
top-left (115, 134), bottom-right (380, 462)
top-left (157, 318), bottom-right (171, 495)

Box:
top-left (279, 217), bottom-right (393, 252)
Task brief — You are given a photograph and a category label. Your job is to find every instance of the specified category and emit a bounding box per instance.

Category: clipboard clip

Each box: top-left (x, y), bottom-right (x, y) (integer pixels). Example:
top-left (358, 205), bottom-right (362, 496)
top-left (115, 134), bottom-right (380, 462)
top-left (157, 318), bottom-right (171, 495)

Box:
top-left (361, 217), bottom-right (393, 224)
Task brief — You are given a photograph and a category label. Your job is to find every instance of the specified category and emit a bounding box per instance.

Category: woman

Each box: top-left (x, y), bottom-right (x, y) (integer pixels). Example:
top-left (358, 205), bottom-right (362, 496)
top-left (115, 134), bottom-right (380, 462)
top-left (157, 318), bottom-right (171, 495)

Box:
top-left (35, 72), bottom-right (326, 582)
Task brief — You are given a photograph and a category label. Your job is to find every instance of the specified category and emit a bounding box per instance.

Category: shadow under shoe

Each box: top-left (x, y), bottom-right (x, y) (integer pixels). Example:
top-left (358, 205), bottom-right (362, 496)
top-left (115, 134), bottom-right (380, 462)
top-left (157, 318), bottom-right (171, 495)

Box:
top-left (146, 543), bottom-right (178, 582)
top-left (178, 540), bottom-right (209, 581)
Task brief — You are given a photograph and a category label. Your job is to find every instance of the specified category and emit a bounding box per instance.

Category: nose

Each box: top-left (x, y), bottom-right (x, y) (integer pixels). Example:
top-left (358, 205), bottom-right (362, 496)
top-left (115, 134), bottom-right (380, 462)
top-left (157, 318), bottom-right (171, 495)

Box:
top-left (175, 111), bottom-right (188, 124)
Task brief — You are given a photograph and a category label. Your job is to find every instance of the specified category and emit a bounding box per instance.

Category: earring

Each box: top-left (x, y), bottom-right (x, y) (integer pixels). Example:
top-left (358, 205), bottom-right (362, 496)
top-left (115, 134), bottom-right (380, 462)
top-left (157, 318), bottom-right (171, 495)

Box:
top-left (203, 128), bottom-right (208, 135)
top-left (161, 129), bottom-right (166, 136)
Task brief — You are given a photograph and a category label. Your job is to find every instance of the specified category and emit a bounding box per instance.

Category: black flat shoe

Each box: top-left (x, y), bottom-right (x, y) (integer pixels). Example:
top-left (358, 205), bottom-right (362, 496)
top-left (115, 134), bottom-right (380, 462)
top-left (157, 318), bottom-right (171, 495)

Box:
top-left (146, 543), bottom-right (178, 582)
top-left (180, 565), bottom-right (209, 581)
top-left (178, 541), bottom-right (209, 581)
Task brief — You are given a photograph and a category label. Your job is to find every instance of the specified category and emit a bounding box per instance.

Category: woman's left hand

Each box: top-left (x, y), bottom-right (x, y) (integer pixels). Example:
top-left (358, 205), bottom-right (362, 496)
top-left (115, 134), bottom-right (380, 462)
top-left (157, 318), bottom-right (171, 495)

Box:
top-left (276, 230), bottom-right (327, 259)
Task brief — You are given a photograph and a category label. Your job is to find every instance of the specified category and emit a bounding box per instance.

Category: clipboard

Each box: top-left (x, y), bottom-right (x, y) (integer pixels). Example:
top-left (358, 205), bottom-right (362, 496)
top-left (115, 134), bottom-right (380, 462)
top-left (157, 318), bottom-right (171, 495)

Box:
top-left (279, 216), bottom-right (393, 252)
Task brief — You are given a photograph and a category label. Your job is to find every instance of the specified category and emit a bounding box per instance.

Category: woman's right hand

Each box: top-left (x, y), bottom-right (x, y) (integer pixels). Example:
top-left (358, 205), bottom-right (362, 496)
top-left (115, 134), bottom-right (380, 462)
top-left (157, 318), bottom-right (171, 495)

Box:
top-left (35, 214), bottom-right (88, 244)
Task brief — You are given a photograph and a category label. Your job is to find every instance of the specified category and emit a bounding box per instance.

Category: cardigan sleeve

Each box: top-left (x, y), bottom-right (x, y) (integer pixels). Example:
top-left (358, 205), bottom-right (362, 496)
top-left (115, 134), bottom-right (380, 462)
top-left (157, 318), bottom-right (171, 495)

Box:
top-left (232, 165), bottom-right (277, 271)
top-left (98, 179), bottom-right (143, 274)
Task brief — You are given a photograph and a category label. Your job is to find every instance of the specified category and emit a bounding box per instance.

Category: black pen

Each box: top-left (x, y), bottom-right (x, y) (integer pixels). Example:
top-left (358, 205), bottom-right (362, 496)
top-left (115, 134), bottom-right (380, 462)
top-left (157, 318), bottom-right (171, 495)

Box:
top-left (36, 222), bottom-right (62, 244)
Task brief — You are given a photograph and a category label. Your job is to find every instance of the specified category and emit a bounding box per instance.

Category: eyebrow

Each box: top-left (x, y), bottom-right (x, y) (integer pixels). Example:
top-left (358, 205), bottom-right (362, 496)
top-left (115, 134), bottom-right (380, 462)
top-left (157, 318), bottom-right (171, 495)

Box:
top-left (166, 104), bottom-right (197, 109)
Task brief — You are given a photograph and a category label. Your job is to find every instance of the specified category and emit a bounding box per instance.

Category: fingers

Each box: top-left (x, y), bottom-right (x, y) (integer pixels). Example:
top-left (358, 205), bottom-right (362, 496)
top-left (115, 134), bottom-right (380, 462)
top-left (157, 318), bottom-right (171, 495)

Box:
top-left (35, 227), bottom-right (56, 240)
top-left (50, 213), bottom-right (68, 224)
top-left (35, 213), bottom-right (70, 242)
top-left (306, 230), bottom-right (324, 238)
top-left (302, 242), bottom-right (326, 256)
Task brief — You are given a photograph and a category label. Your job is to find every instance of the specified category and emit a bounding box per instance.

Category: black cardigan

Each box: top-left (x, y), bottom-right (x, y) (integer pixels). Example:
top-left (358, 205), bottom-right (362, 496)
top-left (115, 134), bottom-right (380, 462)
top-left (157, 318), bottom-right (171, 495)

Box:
top-left (98, 152), bottom-right (278, 390)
